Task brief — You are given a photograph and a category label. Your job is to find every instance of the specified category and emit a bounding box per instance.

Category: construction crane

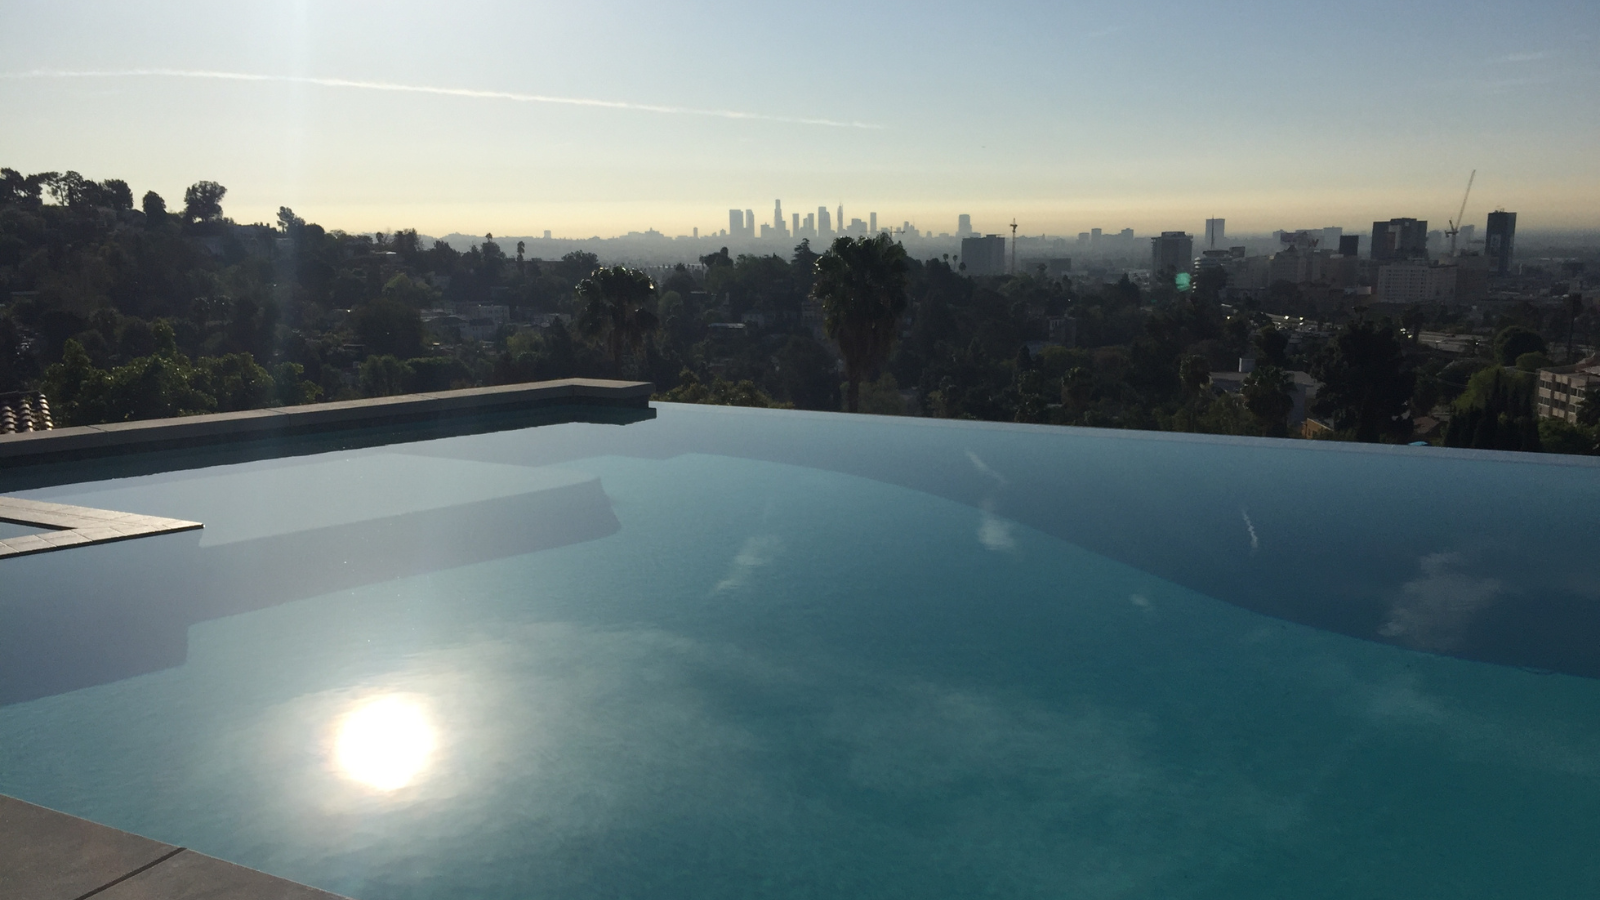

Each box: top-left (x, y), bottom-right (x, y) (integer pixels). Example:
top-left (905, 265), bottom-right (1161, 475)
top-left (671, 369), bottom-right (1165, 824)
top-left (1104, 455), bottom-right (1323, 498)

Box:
top-left (1446, 170), bottom-right (1476, 256)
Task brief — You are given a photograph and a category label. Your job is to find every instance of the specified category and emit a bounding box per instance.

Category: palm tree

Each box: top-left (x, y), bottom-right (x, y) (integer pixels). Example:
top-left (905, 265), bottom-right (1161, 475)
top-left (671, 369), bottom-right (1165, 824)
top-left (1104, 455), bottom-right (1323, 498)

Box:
top-left (575, 266), bottom-right (660, 375)
top-left (811, 234), bottom-right (910, 413)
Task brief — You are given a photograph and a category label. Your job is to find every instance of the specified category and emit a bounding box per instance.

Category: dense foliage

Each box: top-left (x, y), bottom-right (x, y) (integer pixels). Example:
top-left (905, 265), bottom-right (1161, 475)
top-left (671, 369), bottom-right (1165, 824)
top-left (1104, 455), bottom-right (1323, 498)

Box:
top-left (1, 166), bottom-right (1590, 454)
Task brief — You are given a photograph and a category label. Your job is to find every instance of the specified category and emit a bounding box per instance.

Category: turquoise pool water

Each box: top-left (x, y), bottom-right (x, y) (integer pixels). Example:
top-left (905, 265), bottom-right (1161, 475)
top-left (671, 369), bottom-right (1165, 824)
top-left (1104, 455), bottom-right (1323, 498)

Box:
top-left (2, 404), bottom-right (1599, 898)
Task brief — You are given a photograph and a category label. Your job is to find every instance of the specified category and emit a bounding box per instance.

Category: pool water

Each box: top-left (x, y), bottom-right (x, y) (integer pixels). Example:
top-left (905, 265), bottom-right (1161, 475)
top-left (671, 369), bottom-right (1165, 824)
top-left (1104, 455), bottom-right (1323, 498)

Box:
top-left (2, 404), bottom-right (1598, 898)
top-left (0, 521), bottom-right (49, 540)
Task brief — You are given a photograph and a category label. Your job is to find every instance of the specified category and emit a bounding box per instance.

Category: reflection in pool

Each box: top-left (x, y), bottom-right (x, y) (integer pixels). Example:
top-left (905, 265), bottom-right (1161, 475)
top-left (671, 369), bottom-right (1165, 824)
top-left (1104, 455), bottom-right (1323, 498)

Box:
top-left (334, 696), bottom-right (436, 792)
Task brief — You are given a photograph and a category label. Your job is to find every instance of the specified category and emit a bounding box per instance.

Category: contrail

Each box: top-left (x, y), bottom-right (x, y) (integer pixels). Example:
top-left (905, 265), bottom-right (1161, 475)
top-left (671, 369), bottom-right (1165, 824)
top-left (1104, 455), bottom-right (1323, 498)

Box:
top-left (0, 68), bottom-right (884, 130)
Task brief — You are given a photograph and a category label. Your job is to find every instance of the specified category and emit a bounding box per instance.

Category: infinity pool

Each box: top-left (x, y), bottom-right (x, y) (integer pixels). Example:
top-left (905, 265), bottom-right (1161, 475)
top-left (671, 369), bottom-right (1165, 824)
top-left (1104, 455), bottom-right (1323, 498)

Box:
top-left (3, 404), bottom-right (1599, 898)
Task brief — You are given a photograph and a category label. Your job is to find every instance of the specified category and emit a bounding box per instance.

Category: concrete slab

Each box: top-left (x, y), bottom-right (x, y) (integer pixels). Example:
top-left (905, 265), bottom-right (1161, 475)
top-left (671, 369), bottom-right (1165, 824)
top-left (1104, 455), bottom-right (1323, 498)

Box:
top-left (0, 794), bottom-right (178, 900)
top-left (0, 497), bottom-right (202, 560)
top-left (95, 850), bottom-right (349, 900)
top-left (0, 795), bottom-right (351, 900)
top-left (0, 378), bottom-right (653, 466)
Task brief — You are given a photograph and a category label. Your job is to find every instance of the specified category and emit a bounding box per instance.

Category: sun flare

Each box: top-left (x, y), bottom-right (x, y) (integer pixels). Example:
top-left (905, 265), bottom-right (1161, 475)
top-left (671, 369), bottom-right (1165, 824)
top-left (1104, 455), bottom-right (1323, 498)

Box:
top-left (334, 696), bottom-right (436, 791)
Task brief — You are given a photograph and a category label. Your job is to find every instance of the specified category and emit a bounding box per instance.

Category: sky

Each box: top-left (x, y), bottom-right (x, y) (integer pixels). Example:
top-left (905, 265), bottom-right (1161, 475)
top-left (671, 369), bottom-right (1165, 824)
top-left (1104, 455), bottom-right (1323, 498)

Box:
top-left (1, 0), bottom-right (1597, 239)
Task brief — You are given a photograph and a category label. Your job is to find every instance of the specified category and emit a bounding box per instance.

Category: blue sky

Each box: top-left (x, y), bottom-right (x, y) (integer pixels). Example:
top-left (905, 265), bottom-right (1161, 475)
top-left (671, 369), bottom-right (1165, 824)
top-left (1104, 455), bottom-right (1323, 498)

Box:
top-left (1, 0), bottom-right (1595, 237)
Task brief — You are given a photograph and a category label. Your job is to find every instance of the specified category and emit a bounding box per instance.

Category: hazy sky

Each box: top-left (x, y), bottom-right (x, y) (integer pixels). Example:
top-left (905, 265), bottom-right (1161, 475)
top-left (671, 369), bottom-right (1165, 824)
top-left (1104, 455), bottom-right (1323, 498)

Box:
top-left (2, 0), bottom-right (1596, 238)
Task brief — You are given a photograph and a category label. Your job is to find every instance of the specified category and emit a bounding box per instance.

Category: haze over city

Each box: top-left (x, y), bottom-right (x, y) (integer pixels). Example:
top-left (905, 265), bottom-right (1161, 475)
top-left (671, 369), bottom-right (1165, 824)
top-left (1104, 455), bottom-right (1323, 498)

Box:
top-left (3, 0), bottom-right (1598, 237)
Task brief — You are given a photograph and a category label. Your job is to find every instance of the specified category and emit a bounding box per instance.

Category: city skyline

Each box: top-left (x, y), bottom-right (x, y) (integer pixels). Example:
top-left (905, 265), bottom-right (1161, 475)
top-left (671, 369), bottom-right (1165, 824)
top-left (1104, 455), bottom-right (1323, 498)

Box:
top-left (2, 1), bottom-right (1596, 236)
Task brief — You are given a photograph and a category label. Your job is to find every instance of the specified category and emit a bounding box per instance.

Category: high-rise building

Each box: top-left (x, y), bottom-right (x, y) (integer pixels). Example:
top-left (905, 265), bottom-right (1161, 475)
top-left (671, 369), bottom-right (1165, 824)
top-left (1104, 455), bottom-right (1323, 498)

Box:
top-left (817, 207), bottom-right (832, 239)
top-left (792, 213), bottom-right (800, 238)
top-left (729, 209), bottom-right (744, 237)
top-left (1370, 218), bottom-right (1428, 261)
top-left (803, 212), bottom-right (815, 238)
top-left (1338, 234), bottom-right (1361, 257)
top-left (1205, 218), bottom-right (1226, 248)
top-left (837, 205), bottom-right (844, 236)
top-left (745, 210), bottom-right (755, 238)
top-left (960, 235), bottom-right (1008, 276)
top-left (774, 200), bottom-right (785, 236)
top-left (958, 214), bottom-right (972, 237)
top-left (1151, 232), bottom-right (1194, 274)
top-left (870, 212), bottom-right (877, 235)
top-left (1485, 211), bottom-right (1517, 275)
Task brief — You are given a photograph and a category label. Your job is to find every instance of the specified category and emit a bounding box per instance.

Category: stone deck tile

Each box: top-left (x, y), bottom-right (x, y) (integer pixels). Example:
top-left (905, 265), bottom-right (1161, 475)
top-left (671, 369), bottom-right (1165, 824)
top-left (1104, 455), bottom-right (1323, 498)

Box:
top-left (0, 496), bottom-right (201, 559)
top-left (0, 794), bottom-right (179, 900)
top-left (95, 849), bottom-right (349, 900)
top-left (0, 795), bottom-right (350, 900)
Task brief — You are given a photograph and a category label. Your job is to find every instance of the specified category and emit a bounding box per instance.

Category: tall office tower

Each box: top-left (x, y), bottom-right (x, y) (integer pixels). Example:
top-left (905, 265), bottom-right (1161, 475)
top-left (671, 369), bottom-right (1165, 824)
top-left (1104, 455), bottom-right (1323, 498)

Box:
top-left (793, 213), bottom-right (800, 238)
top-left (958, 214), bottom-right (972, 237)
top-left (1338, 234), bottom-right (1361, 257)
top-left (1320, 226), bottom-right (1343, 251)
top-left (870, 212), bottom-right (877, 235)
top-left (1151, 232), bottom-right (1195, 274)
top-left (1205, 218), bottom-right (1226, 248)
top-left (803, 212), bottom-right (815, 238)
top-left (774, 200), bottom-right (784, 232)
top-left (1460, 224), bottom-right (1475, 247)
top-left (960, 235), bottom-right (1008, 276)
top-left (745, 210), bottom-right (755, 238)
top-left (837, 205), bottom-right (844, 236)
top-left (1485, 211), bottom-right (1517, 275)
top-left (1370, 218), bottom-right (1428, 261)
top-left (729, 209), bottom-right (744, 237)
top-left (693, 227), bottom-right (699, 239)
top-left (817, 207), bottom-right (832, 238)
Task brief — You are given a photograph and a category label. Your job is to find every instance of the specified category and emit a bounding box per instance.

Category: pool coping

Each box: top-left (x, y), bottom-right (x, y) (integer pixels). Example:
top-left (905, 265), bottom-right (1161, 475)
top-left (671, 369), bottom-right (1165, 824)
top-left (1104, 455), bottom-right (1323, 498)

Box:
top-left (0, 378), bottom-right (653, 468)
top-left (0, 496), bottom-right (203, 560)
top-left (0, 793), bottom-right (348, 899)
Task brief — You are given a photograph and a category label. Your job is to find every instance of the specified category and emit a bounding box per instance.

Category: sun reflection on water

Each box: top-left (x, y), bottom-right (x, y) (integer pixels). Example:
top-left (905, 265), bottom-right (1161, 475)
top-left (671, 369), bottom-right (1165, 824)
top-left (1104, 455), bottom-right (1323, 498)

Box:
top-left (334, 695), bottom-right (436, 791)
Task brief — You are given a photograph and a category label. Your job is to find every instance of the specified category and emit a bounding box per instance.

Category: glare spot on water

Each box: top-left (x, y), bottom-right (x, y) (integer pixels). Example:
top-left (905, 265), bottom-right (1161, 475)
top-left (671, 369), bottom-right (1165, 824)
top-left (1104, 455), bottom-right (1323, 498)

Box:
top-left (334, 695), bottom-right (436, 791)
top-left (1129, 594), bottom-right (1151, 608)
top-left (978, 508), bottom-right (1015, 551)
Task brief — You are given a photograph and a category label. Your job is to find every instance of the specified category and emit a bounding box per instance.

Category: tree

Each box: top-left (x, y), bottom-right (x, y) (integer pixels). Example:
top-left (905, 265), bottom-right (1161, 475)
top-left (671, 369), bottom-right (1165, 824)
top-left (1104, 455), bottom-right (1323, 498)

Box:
top-left (142, 191), bottom-right (166, 222)
top-left (100, 179), bottom-right (133, 212)
top-left (1310, 320), bottom-right (1415, 442)
top-left (1443, 366), bottom-right (1541, 452)
top-left (1493, 325), bottom-right (1545, 366)
top-left (352, 299), bottom-right (425, 357)
top-left (1178, 354), bottom-right (1211, 428)
top-left (699, 247), bottom-right (733, 269)
top-left (1253, 325), bottom-right (1289, 368)
top-left (812, 234), bottom-right (910, 413)
top-left (575, 266), bottom-right (659, 373)
top-left (1578, 390), bottom-right (1600, 428)
top-left (773, 334), bottom-right (839, 410)
top-left (359, 355), bottom-right (411, 397)
top-left (1242, 365), bottom-right (1294, 437)
top-left (553, 250), bottom-right (600, 284)
top-left (656, 368), bottom-right (788, 408)
top-left (182, 181), bottom-right (227, 224)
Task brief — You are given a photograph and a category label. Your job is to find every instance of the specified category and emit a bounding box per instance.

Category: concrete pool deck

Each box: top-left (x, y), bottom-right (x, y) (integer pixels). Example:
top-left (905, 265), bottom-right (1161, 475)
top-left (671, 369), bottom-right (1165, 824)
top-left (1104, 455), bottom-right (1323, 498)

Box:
top-left (0, 496), bottom-right (202, 560)
top-left (0, 794), bottom-right (347, 899)
top-left (0, 378), bottom-right (654, 467)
